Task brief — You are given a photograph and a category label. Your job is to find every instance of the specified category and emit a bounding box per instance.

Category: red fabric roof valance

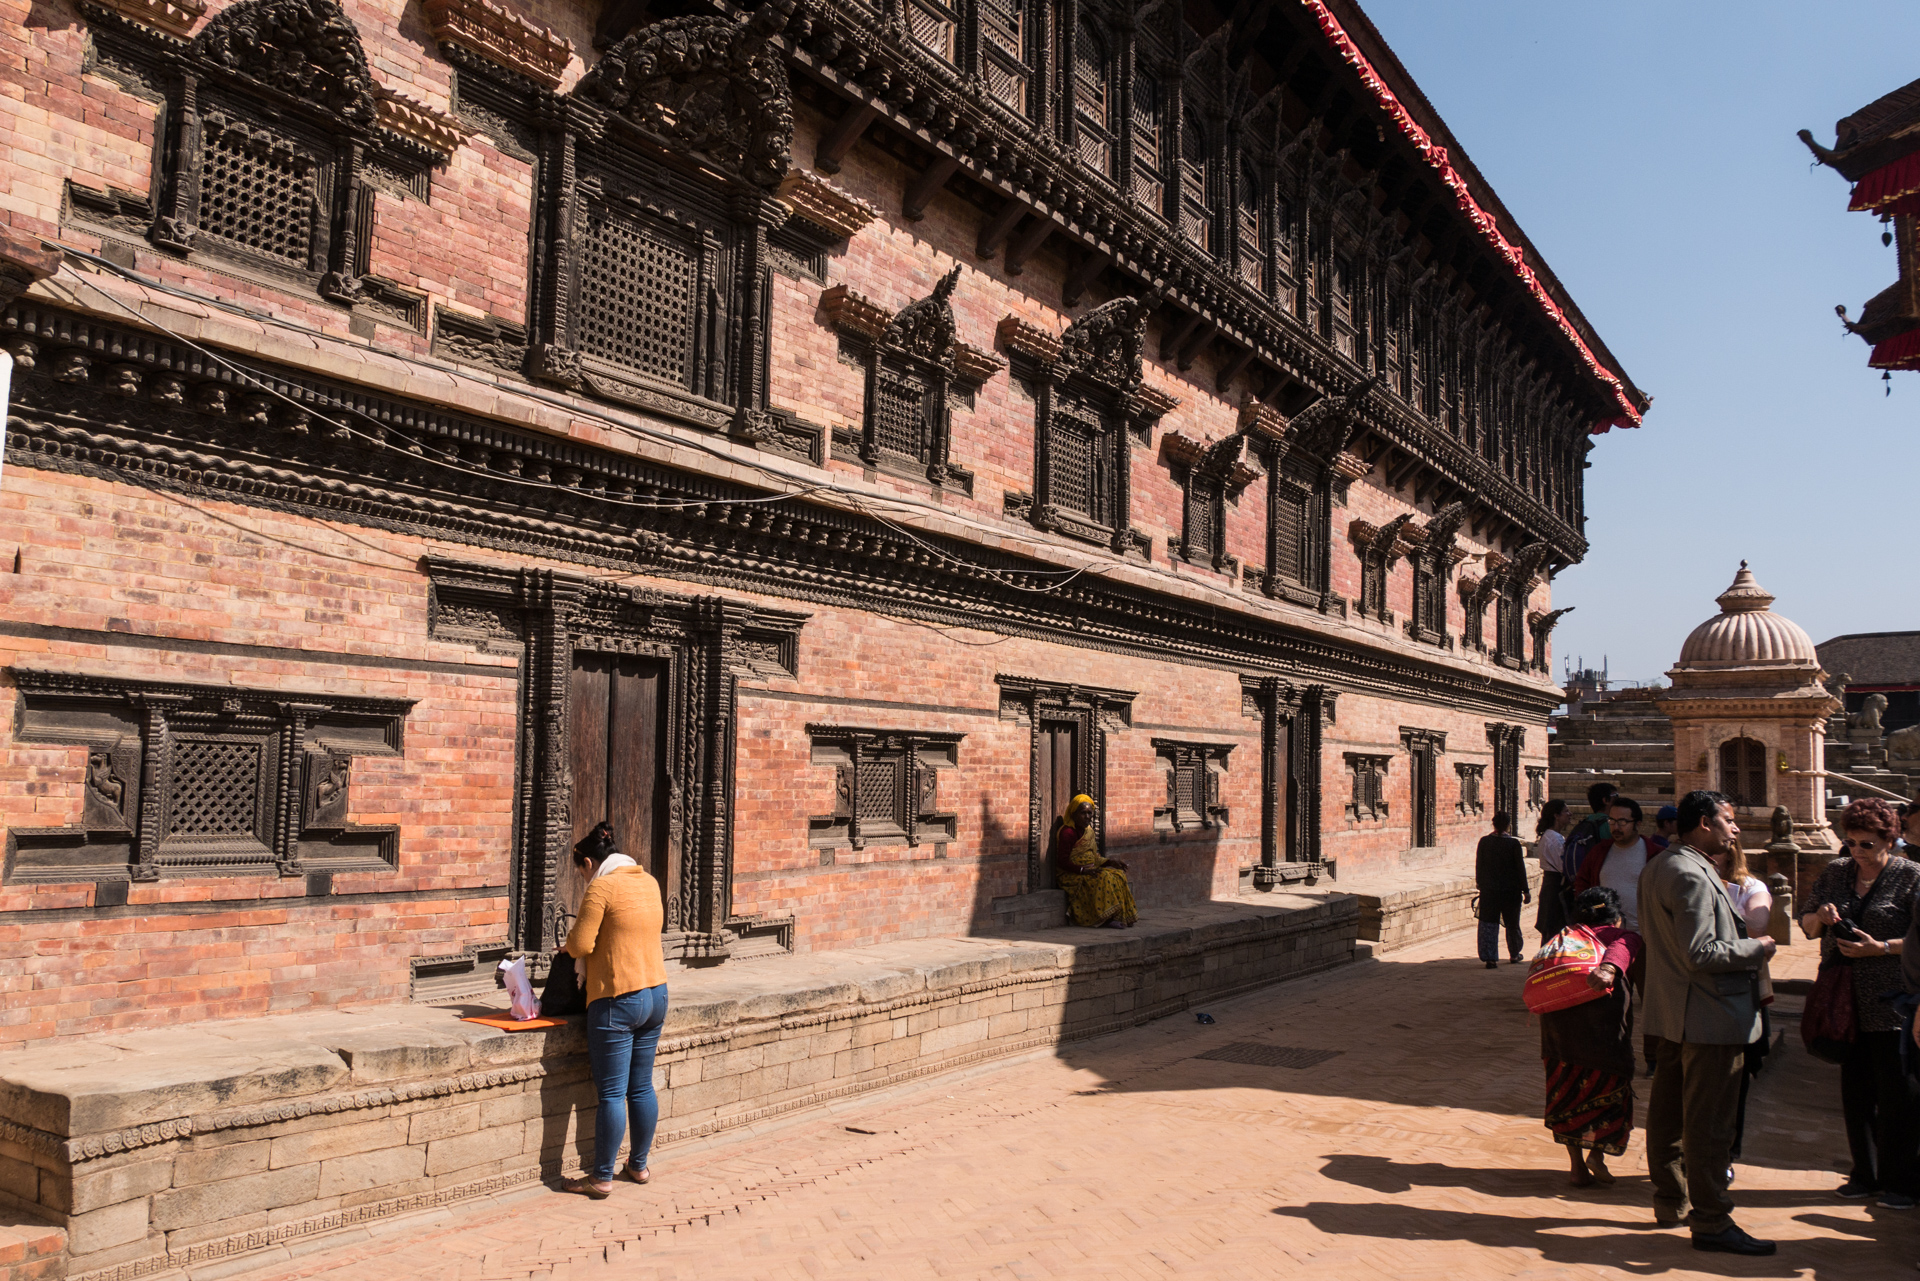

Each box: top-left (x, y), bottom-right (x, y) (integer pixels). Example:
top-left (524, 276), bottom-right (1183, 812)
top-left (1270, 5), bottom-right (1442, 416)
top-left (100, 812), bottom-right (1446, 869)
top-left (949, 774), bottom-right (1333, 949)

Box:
top-left (1869, 326), bottom-right (1920, 370)
top-left (1850, 151), bottom-right (1920, 213)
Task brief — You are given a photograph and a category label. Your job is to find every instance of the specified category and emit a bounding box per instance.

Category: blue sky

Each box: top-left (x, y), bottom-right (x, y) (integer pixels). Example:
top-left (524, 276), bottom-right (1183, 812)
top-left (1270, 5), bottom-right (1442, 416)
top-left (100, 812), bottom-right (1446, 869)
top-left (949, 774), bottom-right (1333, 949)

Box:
top-left (1358, 1), bottom-right (1918, 683)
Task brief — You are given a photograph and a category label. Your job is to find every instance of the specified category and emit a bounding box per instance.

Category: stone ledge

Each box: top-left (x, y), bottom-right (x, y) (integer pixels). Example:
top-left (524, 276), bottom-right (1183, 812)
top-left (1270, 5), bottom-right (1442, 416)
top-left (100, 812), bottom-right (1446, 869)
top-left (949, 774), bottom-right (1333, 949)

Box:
top-left (0, 895), bottom-right (1364, 1281)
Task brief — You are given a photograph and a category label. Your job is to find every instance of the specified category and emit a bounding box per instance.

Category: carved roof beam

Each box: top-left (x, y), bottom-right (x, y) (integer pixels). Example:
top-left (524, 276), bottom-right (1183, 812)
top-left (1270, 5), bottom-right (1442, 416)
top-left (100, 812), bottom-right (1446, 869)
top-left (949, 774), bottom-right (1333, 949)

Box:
top-left (814, 101), bottom-right (879, 174)
top-left (1003, 213), bottom-right (1057, 276)
top-left (1176, 322), bottom-right (1219, 372)
top-left (903, 155), bottom-right (961, 221)
top-left (977, 197), bottom-right (1027, 258)
top-left (1161, 309), bottom-right (1210, 363)
top-left (1063, 250), bottom-right (1112, 309)
top-left (1216, 345), bottom-right (1258, 394)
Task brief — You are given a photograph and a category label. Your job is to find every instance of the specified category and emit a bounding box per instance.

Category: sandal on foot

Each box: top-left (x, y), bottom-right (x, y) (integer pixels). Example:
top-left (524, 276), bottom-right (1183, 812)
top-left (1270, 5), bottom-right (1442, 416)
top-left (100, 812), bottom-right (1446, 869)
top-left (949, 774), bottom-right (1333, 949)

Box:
top-left (563, 1178), bottom-right (612, 1199)
top-left (620, 1166), bottom-right (651, 1185)
top-left (1587, 1161), bottom-right (1616, 1187)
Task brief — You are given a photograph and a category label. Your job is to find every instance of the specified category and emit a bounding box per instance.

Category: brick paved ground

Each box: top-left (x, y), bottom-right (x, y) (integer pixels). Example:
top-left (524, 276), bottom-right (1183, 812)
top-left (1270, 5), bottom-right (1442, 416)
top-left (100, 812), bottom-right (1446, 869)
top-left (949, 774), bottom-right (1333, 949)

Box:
top-left (239, 931), bottom-right (1910, 1281)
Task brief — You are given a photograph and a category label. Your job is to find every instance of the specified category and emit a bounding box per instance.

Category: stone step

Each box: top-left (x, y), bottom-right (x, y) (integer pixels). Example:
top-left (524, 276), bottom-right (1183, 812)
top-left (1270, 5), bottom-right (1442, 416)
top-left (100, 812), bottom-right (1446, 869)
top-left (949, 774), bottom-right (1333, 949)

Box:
top-left (0, 1211), bottom-right (64, 1281)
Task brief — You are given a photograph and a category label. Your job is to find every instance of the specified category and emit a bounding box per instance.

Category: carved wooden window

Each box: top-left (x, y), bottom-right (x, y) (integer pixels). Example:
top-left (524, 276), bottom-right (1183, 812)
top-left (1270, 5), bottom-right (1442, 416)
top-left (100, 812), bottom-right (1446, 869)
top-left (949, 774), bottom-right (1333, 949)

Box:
top-left (1332, 253), bottom-right (1357, 357)
top-left (1496, 582), bottom-right (1526, 665)
top-left (1237, 159), bottom-right (1264, 290)
top-left (830, 268), bottom-right (978, 491)
top-left (1457, 763), bottom-right (1486, 816)
top-left (1719, 736), bottom-right (1768, 809)
top-left (1526, 766), bottom-right (1547, 813)
top-left (1402, 728), bottom-right (1444, 848)
top-left (1344, 753), bottom-right (1390, 823)
top-left (6, 669), bottom-right (410, 885)
top-left (88, 0), bottom-right (443, 308)
top-left (1487, 723), bottom-right (1524, 820)
top-left (874, 359), bottom-right (933, 460)
top-left (1048, 399), bottom-right (1113, 526)
top-left (1182, 472), bottom-right (1223, 566)
top-left (1180, 114), bottom-right (1212, 252)
top-left (909, 0), bottom-right (959, 63)
top-left (1411, 561), bottom-right (1446, 642)
top-left (1153, 740), bottom-right (1233, 832)
top-left (527, 16), bottom-right (798, 449)
top-left (1071, 19), bottom-right (1113, 178)
top-left (1268, 464), bottom-right (1322, 598)
top-left (575, 199), bottom-right (706, 393)
top-left (808, 728), bottom-right (962, 851)
top-left (980, 0), bottom-right (1031, 116)
top-left (1131, 74), bottom-right (1165, 212)
top-left (1358, 543), bottom-right (1391, 620)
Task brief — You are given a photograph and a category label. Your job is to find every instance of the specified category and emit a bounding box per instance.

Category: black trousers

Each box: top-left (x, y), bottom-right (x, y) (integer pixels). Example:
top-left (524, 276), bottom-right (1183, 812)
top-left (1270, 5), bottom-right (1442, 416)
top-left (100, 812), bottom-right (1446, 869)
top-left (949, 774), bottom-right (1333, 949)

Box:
top-left (1646, 1036), bottom-right (1746, 1235)
top-left (1841, 1029), bottom-right (1920, 1195)
top-left (1536, 870), bottom-right (1569, 939)
top-left (1477, 891), bottom-right (1524, 963)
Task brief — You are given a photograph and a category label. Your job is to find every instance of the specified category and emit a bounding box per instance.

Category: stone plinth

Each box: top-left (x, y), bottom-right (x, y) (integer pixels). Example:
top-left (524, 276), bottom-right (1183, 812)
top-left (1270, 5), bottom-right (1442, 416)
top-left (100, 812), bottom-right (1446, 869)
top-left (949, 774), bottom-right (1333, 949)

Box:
top-left (1346, 860), bottom-right (1544, 952)
top-left (0, 895), bottom-right (1357, 1281)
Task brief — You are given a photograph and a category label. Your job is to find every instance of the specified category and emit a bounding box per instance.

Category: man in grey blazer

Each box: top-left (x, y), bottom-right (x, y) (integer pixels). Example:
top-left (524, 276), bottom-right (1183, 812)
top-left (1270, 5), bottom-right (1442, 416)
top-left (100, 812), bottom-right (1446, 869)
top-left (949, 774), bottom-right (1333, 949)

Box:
top-left (1639, 789), bottom-right (1777, 1256)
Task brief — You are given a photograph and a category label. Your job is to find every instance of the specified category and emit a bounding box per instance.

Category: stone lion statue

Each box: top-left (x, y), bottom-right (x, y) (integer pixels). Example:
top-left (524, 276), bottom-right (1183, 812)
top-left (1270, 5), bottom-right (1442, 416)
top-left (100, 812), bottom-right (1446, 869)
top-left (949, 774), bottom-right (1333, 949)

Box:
top-left (1770, 805), bottom-right (1793, 843)
top-left (1854, 693), bottom-right (1889, 737)
top-left (1889, 722), bottom-right (1920, 762)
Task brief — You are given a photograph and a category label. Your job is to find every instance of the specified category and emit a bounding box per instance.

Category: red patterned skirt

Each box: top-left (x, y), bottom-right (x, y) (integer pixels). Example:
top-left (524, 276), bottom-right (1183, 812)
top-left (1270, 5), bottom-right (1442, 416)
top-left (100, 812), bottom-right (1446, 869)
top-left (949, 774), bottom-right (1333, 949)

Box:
top-left (1543, 1060), bottom-right (1634, 1155)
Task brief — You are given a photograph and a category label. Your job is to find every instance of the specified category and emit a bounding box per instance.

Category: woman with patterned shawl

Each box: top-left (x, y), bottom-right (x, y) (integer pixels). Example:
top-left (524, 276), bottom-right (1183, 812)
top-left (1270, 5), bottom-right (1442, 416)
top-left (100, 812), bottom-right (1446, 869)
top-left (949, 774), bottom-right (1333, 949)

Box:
top-left (1542, 885), bottom-right (1643, 1188)
top-left (1051, 794), bottom-right (1137, 928)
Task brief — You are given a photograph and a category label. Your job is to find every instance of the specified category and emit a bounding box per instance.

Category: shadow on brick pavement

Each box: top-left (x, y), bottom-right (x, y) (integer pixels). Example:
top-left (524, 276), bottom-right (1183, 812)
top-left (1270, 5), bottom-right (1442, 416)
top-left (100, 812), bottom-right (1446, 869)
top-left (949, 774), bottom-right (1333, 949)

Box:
top-left (230, 928), bottom-right (1913, 1281)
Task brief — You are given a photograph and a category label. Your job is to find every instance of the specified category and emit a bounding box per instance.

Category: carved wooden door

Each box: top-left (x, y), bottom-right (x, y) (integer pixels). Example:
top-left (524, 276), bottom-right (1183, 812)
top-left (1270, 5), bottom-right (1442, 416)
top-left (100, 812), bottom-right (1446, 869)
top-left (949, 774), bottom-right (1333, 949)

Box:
top-left (564, 653), bottom-right (669, 931)
top-left (1034, 721), bottom-right (1080, 892)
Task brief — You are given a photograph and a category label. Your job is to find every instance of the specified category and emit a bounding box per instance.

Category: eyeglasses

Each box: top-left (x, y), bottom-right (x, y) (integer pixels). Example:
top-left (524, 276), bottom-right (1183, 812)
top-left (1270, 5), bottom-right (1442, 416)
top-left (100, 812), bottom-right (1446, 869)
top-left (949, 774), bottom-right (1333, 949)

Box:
top-left (1608, 818), bottom-right (1638, 826)
top-left (1843, 838), bottom-right (1883, 852)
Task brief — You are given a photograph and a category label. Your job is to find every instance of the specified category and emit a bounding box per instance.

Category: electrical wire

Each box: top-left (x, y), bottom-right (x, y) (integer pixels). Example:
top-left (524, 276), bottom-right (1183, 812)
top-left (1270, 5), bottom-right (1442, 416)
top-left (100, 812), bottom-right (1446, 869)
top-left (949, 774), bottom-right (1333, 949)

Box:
top-left (52, 253), bottom-right (1114, 595)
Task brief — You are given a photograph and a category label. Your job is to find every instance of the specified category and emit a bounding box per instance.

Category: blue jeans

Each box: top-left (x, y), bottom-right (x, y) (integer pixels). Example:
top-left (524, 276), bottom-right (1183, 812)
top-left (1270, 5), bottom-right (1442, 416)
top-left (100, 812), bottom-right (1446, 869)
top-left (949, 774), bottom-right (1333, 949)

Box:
top-left (585, 984), bottom-right (668, 1181)
top-left (1477, 892), bottom-right (1523, 963)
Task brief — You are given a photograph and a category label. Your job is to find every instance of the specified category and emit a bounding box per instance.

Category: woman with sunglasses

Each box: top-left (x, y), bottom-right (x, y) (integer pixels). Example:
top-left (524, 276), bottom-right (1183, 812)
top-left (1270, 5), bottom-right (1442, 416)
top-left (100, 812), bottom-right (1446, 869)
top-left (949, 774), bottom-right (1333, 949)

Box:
top-left (1804, 797), bottom-right (1920, 1208)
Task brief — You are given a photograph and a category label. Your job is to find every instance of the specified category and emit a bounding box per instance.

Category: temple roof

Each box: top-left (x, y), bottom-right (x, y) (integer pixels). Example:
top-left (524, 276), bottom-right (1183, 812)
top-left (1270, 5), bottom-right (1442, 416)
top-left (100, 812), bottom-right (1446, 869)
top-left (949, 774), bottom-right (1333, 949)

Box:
top-left (1816, 631), bottom-right (1920, 688)
top-left (1674, 562), bottom-right (1818, 670)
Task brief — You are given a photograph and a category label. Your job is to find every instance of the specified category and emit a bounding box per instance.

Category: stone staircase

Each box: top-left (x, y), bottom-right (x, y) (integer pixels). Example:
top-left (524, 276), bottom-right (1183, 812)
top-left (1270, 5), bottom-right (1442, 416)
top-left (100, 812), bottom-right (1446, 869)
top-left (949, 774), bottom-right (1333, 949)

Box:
top-left (1549, 688), bottom-right (1675, 813)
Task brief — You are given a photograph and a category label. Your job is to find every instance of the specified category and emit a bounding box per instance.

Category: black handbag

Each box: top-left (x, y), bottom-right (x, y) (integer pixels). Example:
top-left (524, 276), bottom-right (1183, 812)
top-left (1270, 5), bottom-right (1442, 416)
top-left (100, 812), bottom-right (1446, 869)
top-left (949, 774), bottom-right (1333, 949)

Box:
top-left (539, 911), bottom-right (586, 1017)
top-left (1800, 869), bottom-right (1890, 1065)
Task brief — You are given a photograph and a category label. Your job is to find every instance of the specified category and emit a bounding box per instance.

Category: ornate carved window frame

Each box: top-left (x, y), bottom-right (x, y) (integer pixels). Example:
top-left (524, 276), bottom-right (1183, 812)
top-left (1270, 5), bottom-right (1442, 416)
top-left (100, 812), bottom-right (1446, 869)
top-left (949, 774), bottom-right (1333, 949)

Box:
top-left (1343, 752), bottom-right (1390, 824)
top-left (1249, 379), bottom-right (1373, 614)
top-left (998, 298), bottom-right (1171, 557)
top-left (1402, 501), bottom-right (1466, 649)
top-left (1486, 722), bottom-right (1526, 820)
top-left (1151, 739), bottom-right (1233, 832)
top-left (5, 668), bottom-right (411, 885)
top-left (1457, 762), bottom-right (1487, 816)
top-left (1163, 430), bottom-right (1258, 573)
top-left (1400, 726), bottom-right (1446, 848)
top-left (806, 725), bottom-right (962, 854)
top-left (518, 8), bottom-right (821, 463)
top-left (1525, 765), bottom-right (1547, 814)
top-left (1241, 677), bottom-right (1336, 886)
top-left (1349, 513), bottom-right (1412, 625)
top-left (821, 267), bottom-right (1002, 495)
top-left (996, 675), bottom-right (1136, 893)
top-left (424, 556), bottom-right (807, 964)
top-left (78, 0), bottom-right (449, 311)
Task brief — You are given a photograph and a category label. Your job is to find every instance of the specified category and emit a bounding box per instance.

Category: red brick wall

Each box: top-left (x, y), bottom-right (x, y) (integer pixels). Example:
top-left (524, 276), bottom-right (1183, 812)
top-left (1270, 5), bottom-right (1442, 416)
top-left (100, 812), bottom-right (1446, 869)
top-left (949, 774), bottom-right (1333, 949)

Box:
top-left (0, 0), bottom-right (1562, 1044)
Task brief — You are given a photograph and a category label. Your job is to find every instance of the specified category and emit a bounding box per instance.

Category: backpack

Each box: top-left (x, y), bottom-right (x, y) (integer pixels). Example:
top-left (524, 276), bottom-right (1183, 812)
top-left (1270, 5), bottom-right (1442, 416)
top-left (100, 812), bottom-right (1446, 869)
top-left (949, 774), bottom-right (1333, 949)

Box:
top-left (1523, 925), bottom-right (1612, 1014)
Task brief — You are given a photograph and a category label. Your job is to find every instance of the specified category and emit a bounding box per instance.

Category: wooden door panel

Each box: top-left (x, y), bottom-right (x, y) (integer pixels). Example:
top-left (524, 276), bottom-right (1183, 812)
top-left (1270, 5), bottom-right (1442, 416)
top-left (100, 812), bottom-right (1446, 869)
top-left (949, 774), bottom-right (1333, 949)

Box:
top-left (563, 656), bottom-right (612, 928)
top-left (607, 661), bottom-right (667, 882)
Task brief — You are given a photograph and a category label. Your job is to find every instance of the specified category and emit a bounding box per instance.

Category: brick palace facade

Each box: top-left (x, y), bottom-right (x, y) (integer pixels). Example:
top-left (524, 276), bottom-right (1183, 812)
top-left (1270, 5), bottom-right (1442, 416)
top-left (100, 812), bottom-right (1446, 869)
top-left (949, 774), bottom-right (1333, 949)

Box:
top-left (0, 0), bottom-right (1647, 1047)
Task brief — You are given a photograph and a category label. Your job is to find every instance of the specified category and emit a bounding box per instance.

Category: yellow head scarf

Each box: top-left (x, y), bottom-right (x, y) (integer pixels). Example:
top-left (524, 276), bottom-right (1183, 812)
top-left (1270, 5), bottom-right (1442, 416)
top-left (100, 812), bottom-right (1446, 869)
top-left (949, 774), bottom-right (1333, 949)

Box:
top-left (1061, 793), bottom-right (1095, 827)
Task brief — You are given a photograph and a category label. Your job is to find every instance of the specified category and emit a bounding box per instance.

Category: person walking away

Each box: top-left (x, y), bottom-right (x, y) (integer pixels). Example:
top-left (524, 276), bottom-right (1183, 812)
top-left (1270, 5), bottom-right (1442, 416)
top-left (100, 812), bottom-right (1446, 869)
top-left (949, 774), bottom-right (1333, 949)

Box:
top-left (1572, 797), bottom-right (1665, 931)
top-left (562, 822), bottom-right (670, 1198)
top-left (1803, 797), bottom-right (1920, 1209)
top-left (1565, 783), bottom-right (1620, 871)
top-left (1534, 800), bottom-right (1573, 940)
top-left (1542, 886), bottom-right (1643, 1188)
top-left (1640, 790), bottom-right (1776, 1255)
top-left (1713, 840), bottom-right (1774, 1166)
top-left (1477, 812), bottom-right (1530, 968)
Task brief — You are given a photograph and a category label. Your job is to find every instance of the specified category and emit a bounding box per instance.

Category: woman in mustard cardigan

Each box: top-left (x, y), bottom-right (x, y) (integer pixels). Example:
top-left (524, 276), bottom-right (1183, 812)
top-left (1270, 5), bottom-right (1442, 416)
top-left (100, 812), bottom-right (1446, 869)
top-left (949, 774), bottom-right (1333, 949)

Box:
top-left (561, 822), bottom-right (669, 1198)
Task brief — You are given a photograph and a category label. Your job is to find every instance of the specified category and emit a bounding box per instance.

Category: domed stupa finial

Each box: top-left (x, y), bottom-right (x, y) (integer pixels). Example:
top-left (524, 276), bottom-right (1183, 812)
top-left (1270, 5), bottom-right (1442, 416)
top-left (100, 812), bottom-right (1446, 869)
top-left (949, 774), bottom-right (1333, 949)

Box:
top-left (1715, 561), bottom-right (1775, 615)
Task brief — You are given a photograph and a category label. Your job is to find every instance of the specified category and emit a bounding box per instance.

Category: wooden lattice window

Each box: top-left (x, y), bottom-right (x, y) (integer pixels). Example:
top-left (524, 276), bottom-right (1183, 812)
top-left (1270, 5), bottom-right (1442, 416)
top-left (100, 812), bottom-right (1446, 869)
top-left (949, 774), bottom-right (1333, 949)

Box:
top-left (1181, 473), bottom-right (1222, 565)
top-left (1071, 19), bottom-right (1113, 177)
top-left (1496, 584), bottom-right (1526, 665)
top-left (1719, 737), bottom-right (1768, 809)
top-left (196, 111), bottom-right (322, 271)
top-left (575, 203), bottom-right (702, 391)
top-left (1131, 74), bottom-right (1165, 212)
top-left (1456, 763), bottom-right (1486, 816)
top-left (980, 0), bottom-right (1030, 116)
top-left (1153, 740), bottom-right (1233, 831)
top-left (1526, 766), bottom-right (1547, 813)
top-left (1345, 754), bottom-right (1390, 823)
top-left (1237, 159), bottom-right (1263, 290)
top-left (873, 359), bottom-right (931, 460)
top-left (808, 727), bottom-right (962, 851)
top-left (1047, 401), bottom-right (1112, 526)
top-left (1180, 114), bottom-right (1212, 252)
top-left (907, 0), bottom-right (958, 62)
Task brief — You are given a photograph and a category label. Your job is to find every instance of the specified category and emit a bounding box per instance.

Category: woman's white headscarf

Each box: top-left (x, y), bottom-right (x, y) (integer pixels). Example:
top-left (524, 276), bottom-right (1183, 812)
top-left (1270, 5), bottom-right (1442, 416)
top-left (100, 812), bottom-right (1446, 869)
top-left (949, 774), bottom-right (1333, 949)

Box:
top-left (591, 852), bottom-right (638, 881)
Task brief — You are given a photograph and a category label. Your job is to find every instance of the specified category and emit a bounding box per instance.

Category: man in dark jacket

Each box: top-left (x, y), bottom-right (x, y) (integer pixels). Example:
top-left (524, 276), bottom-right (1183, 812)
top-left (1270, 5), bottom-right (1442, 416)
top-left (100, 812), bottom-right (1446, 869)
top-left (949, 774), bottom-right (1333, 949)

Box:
top-left (1476, 811), bottom-right (1531, 969)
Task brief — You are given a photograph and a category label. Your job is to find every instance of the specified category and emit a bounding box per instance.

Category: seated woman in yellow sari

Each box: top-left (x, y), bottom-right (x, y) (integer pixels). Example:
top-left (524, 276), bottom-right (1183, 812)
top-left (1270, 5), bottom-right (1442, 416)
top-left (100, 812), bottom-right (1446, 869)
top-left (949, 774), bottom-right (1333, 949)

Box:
top-left (1051, 794), bottom-right (1137, 928)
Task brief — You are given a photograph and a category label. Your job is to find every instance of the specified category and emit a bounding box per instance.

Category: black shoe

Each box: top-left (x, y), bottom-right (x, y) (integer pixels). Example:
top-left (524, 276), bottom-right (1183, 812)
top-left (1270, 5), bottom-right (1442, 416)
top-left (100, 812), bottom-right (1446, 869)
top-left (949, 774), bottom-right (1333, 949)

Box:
top-left (1837, 1179), bottom-right (1879, 1200)
top-left (1509, 955), bottom-right (1524, 964)
top-left (1692, 1225), bottom-right (1776, 1256)
top-left (1485, 961), bottom-right (1498, 969)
